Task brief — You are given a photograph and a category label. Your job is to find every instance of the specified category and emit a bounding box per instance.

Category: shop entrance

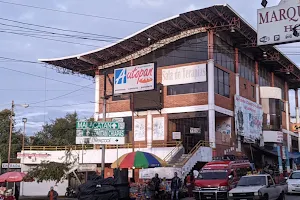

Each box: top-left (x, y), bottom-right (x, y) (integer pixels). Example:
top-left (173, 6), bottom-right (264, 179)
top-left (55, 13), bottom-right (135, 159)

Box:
top-left (168, 112), bottom-right (207, 153)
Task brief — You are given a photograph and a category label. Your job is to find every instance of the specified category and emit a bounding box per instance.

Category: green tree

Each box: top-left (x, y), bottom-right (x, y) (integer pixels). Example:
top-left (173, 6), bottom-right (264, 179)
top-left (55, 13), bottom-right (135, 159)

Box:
top-left (32, 112), bottom-right (78, 146)
top-left (0, 109), bottom-right (23, 162)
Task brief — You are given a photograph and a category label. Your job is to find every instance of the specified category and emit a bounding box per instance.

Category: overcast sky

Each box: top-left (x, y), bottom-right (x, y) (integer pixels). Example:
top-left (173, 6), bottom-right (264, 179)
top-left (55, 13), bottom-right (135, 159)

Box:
top-left (0, 0), bottom-right (297, 135)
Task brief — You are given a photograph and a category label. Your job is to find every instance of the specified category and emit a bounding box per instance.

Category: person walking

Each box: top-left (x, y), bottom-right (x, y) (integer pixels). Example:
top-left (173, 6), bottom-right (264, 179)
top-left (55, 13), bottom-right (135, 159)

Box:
top-left (171, 172), bottom-right (181, 200)
top-left (47, 186), bottom-right (58, 200)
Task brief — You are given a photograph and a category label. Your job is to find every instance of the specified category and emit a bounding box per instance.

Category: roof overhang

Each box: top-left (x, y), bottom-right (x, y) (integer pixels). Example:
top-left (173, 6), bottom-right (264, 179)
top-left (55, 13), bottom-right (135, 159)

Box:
top-left (39, 4), bottom-right (300, 89)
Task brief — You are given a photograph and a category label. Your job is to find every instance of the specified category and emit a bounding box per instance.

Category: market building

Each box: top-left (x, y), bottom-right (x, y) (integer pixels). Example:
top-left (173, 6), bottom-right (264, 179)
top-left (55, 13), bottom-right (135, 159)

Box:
top-left (19, 3), bottom-right (300, 196)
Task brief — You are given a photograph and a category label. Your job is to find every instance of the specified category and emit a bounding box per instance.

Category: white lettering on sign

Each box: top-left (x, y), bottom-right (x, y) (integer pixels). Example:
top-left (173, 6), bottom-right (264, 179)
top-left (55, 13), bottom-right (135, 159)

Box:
top-left (257, 0), bottom-right (300, 45)
top-left (162, 63), bottom-right (206, 86)
top-left (76, 137), bottom-right (125, 145)
top-left (2, 163), bottom-right (21, 169)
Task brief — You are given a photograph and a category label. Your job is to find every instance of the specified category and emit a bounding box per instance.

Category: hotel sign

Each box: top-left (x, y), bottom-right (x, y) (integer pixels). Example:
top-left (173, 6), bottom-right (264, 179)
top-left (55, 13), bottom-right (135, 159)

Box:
top-left (162, 63), bottom-right (206, 86)
top-left (257, 0), bottom-right (300, 45)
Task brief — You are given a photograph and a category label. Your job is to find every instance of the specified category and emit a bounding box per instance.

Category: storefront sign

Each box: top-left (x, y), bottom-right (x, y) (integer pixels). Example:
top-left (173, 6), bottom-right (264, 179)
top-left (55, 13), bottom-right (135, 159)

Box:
top-left (76, 121), bottom-right (125, 145)
top-left (114, 63), bottom-right (155, 94)
top-left (1, 163), bottom-right (21, 169)
top-left (17, 153), bottom-right (51, 158)
top-left (291, 123), bottom-right (300, 132)
top-left (77, 164), bottom-right (97, 172)
top-left (139, 167), bottom-right (182, 179)
top-left (162, 63), bottom-right (206, 86)
top-left (190, 127), bottom-right (201, 134)
top-left (263, 131), bottom-right (283, 143)
top-left (282, 146), bottom-right (287, 160)
top-left (257, 0), bottom-right (300, 46)
top-left (172, 132), bottom-right (181, 140)
top-left (234, 95), bottom-right (263, 141)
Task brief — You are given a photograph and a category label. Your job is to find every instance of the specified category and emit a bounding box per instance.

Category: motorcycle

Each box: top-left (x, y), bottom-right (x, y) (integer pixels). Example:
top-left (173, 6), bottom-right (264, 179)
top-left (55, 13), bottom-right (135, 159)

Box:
top-left (65, 186), bottom-right (77, 198)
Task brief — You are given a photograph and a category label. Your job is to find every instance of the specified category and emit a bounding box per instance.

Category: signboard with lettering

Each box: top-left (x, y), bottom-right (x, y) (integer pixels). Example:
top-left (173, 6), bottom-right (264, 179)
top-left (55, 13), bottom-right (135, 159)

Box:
top-left (2, 163), bottom-right (21, 169)
top-left (263, 131), bottom-right (283, 143)
top-left (77, 164), bottom-right (97, 172)
top-left (114, 63), bottom-right (156, 94)
top-left (76, 121), bottom-right (125, 145)
top-left (257, 0), bottom-right (300, 46)
top-left (234, 95), bottom-right (263, 141)
top-left (162, 63), bottom-right (206, 86)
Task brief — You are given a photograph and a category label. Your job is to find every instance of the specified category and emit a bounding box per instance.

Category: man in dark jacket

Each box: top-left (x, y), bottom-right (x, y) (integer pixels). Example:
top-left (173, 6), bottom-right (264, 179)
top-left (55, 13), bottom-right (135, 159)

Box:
top-left (47, 186), bottom-right (58, 200)
top-left (151, 173), bottom-right (161, 197)
top-left (171, 172), bottom-right (181, 200)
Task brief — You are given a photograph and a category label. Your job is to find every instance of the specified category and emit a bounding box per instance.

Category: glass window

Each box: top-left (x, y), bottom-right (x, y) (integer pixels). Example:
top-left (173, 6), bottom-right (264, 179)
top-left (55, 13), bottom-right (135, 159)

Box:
top-left (251, 85), bottom-right (255, 98)
top-left (167, 82), bottom-right (208, 95)
top-left (198, 170), bottom-right (228, 180)
top-left (214, 35), bottom-right (234, 72)
top-left (237, 176), bottom-right (266, 186)
top-left (289, 172), bottom-right (300, 179)
top-left (215, 67), bottom-right (230, 98)
top-left (239, 52), bottom-right (255, 83)
top-left (259, 65), bottom-right (271, 86)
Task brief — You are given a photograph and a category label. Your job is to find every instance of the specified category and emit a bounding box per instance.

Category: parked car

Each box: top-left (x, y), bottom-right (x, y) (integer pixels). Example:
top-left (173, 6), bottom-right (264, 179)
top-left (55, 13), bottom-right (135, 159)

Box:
top-left (286, 170), bottom-right (300, 194)
top-left (228, 174), bottom-right (287, 200)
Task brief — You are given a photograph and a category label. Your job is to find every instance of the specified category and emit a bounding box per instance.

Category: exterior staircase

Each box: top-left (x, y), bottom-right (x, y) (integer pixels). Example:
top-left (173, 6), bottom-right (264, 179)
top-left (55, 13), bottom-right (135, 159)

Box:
top-left (139, 141), bottom-right (212, 180)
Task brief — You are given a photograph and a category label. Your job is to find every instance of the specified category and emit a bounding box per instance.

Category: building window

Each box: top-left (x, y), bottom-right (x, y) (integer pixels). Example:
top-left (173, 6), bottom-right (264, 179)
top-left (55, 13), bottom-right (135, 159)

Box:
top-left (259, 65), bottom-right (271, 86)
top-left (239, 52), bottom-right (255, 83)
top-left (214, 35), bottom-right (235, 72)
top-left (167, 82), bottom-right (208, 95)
top-left (214, 67), bottom-right (230, 98)
top-left (251, 85), bottom-right (255, 98)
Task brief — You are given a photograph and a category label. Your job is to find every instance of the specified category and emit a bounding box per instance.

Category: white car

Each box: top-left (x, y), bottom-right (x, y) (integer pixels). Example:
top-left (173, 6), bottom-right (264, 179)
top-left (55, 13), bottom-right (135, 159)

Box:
top-left (287, 170), bottom-right (300, 194)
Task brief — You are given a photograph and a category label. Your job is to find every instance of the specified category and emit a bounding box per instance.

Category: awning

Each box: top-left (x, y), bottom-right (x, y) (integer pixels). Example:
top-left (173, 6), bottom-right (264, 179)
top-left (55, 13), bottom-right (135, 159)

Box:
top-left (251, 145), bottom-right (278, 157)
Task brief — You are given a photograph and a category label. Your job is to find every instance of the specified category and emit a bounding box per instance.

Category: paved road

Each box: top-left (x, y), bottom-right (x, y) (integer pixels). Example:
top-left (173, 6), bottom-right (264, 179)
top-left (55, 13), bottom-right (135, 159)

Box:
top-left (286, 194), bottom-right (300, 200)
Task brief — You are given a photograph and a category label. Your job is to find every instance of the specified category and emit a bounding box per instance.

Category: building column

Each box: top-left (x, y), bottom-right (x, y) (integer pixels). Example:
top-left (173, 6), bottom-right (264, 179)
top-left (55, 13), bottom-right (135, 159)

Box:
top-left (284, 81), bottom-right (292, 173)
top-left (94, 70), bottom-right (100, 120)
top-left (255, 62), bottom-right (260, 104)
top-left (208, 59), bottom-right (216, 150)
top-left (235, 48), bottom-right (241, 152)
top-left (146, 111), bottom-right (152, 148)
top-left (296, 89), bottom-right (300, 152)
top-left (208, 31), bottom-right (214, 59)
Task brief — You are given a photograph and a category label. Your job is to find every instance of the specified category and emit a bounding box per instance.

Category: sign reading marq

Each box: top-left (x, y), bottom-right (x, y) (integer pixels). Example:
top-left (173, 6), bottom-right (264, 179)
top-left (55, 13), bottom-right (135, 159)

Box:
top-left (257, 0), bottom-right (300, 45)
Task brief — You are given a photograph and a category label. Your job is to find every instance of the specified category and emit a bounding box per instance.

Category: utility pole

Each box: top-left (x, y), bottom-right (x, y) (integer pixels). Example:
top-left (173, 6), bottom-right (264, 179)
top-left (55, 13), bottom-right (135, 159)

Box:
top-left (22, 118), bottom-right (27, 151)
top-left (101, 71), bottom-right (107, 178)
top-left (7, 100), bottom-right (14, 172)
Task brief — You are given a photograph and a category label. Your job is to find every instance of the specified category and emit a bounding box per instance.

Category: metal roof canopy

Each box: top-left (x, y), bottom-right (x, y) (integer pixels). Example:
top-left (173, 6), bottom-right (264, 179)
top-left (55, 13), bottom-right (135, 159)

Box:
top-left (39, 4), bottom-right (300, 89)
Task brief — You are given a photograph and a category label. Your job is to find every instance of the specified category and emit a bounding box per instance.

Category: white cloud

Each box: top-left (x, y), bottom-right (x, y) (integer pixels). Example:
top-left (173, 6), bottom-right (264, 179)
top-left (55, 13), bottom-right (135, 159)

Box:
top-left (185, 4), bottom-right (197, 12)
top-left (18, 12), bottom-right (35, 21)
top-left (55, 4), bottom-right (68, 11)
top-left (126, 0), bottom-right (165, 8)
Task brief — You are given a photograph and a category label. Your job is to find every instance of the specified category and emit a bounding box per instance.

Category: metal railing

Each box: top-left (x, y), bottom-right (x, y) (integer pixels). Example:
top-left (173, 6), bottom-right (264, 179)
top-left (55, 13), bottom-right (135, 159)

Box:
top-left (181, 140), bottom-right (211, 166)
top-left (163, 141), bottom-right (182, 161)
top-left (23, 141), bottom-right (180, 151)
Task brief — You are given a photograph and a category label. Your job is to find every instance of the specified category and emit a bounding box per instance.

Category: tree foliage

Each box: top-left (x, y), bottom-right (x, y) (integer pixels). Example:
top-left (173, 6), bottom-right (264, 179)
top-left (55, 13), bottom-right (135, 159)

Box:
top-left (26, 161), bottom-right (70, 183)
top-left (32, 112), bottom-right (78, 146)
top-left (0, 109), bottom-right (23, 162)
top-left (26, 148), bottom-right (78, 183)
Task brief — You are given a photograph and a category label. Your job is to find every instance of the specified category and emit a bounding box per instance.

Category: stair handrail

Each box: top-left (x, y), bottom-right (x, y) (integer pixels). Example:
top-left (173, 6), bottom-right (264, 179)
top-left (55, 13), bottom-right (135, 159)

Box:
top-left (163, 141), bottom-right (182, 161)
top-left (181, 140), bottom-right (210, 166)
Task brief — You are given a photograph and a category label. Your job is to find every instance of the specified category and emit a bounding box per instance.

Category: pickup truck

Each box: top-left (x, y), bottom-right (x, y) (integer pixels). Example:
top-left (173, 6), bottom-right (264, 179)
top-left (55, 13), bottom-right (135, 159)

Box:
top-left (228, 174), bottom-right (287, 200)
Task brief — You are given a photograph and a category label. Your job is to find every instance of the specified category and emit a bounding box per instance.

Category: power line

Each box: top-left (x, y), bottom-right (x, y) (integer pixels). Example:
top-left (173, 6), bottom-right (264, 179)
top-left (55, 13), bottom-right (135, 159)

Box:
top-left (0, 65), bottom-right (94, 89)
top-left (0, 0), bottom-right (149, 25)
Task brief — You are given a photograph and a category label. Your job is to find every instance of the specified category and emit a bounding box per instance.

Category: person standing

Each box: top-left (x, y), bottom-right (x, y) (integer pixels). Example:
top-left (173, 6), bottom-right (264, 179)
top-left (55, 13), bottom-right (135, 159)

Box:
top-left (171, 172), bottom-right (181, 200)
top-left (151, 173), bottom-right (161, 198)
top-left (186, 172), bottom-right (194, 197)
top-left (14, 185), bottom-right (19, 200)
top-left (47, 186), bottom-right (58, 200)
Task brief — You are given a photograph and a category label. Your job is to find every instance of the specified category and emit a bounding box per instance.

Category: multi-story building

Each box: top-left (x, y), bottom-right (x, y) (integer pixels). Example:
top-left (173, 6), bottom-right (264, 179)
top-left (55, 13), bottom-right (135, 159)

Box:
top-left (19, 3), bottom-right (300, 196)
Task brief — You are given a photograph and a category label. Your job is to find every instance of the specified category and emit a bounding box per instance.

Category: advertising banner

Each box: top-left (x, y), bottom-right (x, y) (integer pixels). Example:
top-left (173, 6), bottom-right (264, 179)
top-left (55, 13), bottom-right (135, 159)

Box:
top-left (257, 0), bottom-right (300, 46)
top-left (234, 95), bottom-right (263, 141)
top-left (162, 63), bottom-right (206, 86)
top-left (114, 63), bottom-right (155, 94)
top-left (76, 121), bottom-right (125, 145)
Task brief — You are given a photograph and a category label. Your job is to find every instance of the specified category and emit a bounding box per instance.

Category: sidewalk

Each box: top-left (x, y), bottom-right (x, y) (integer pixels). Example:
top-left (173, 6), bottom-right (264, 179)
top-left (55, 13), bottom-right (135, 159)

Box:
top-left (20, 197), bottom-right (76, 200)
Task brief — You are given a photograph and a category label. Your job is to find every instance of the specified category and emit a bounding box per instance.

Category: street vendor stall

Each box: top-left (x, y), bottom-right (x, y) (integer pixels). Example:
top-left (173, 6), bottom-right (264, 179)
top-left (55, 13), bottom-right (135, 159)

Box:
top-left (111, 151), bottom-right (167, 200)
top-left (0, 172), bottom-right (32, 200)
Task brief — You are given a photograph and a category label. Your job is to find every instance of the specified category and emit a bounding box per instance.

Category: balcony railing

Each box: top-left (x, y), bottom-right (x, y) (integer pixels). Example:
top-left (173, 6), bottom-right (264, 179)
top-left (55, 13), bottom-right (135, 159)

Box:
top-left (23, 141), bottom-right (181, 151)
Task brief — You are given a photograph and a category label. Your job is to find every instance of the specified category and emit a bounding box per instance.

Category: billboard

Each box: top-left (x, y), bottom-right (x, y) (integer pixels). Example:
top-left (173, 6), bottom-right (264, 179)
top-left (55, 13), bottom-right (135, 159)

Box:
top-left (76, 121), bottom-right (125, 145)
top-left (114, 63), bottom-right (156, 95)
top-left (162, 63), bottom-right (206, 86)
top-left (234, 95), bottom-right (263, 141)
top-left (257, 0), bottom-right (300, 46)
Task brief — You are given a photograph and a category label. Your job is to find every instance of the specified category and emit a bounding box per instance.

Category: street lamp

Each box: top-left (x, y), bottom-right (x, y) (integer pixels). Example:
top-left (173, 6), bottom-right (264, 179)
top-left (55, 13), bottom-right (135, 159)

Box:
top-left (7, 100), bottom-right (29, 171)
top-left (22, 118), bottom-right (27, 151)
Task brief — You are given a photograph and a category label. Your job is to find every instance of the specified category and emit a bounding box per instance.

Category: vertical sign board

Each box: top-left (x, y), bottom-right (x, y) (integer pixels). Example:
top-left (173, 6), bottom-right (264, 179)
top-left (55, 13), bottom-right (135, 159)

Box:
top-left (257, 0), bottom-right (300, 46)
top-left (114, 63), bottom-right (156, 95)
top-left (234, 95), bottom-right (263, 141)
top-left (76, 121), bottom-right (125, 145)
